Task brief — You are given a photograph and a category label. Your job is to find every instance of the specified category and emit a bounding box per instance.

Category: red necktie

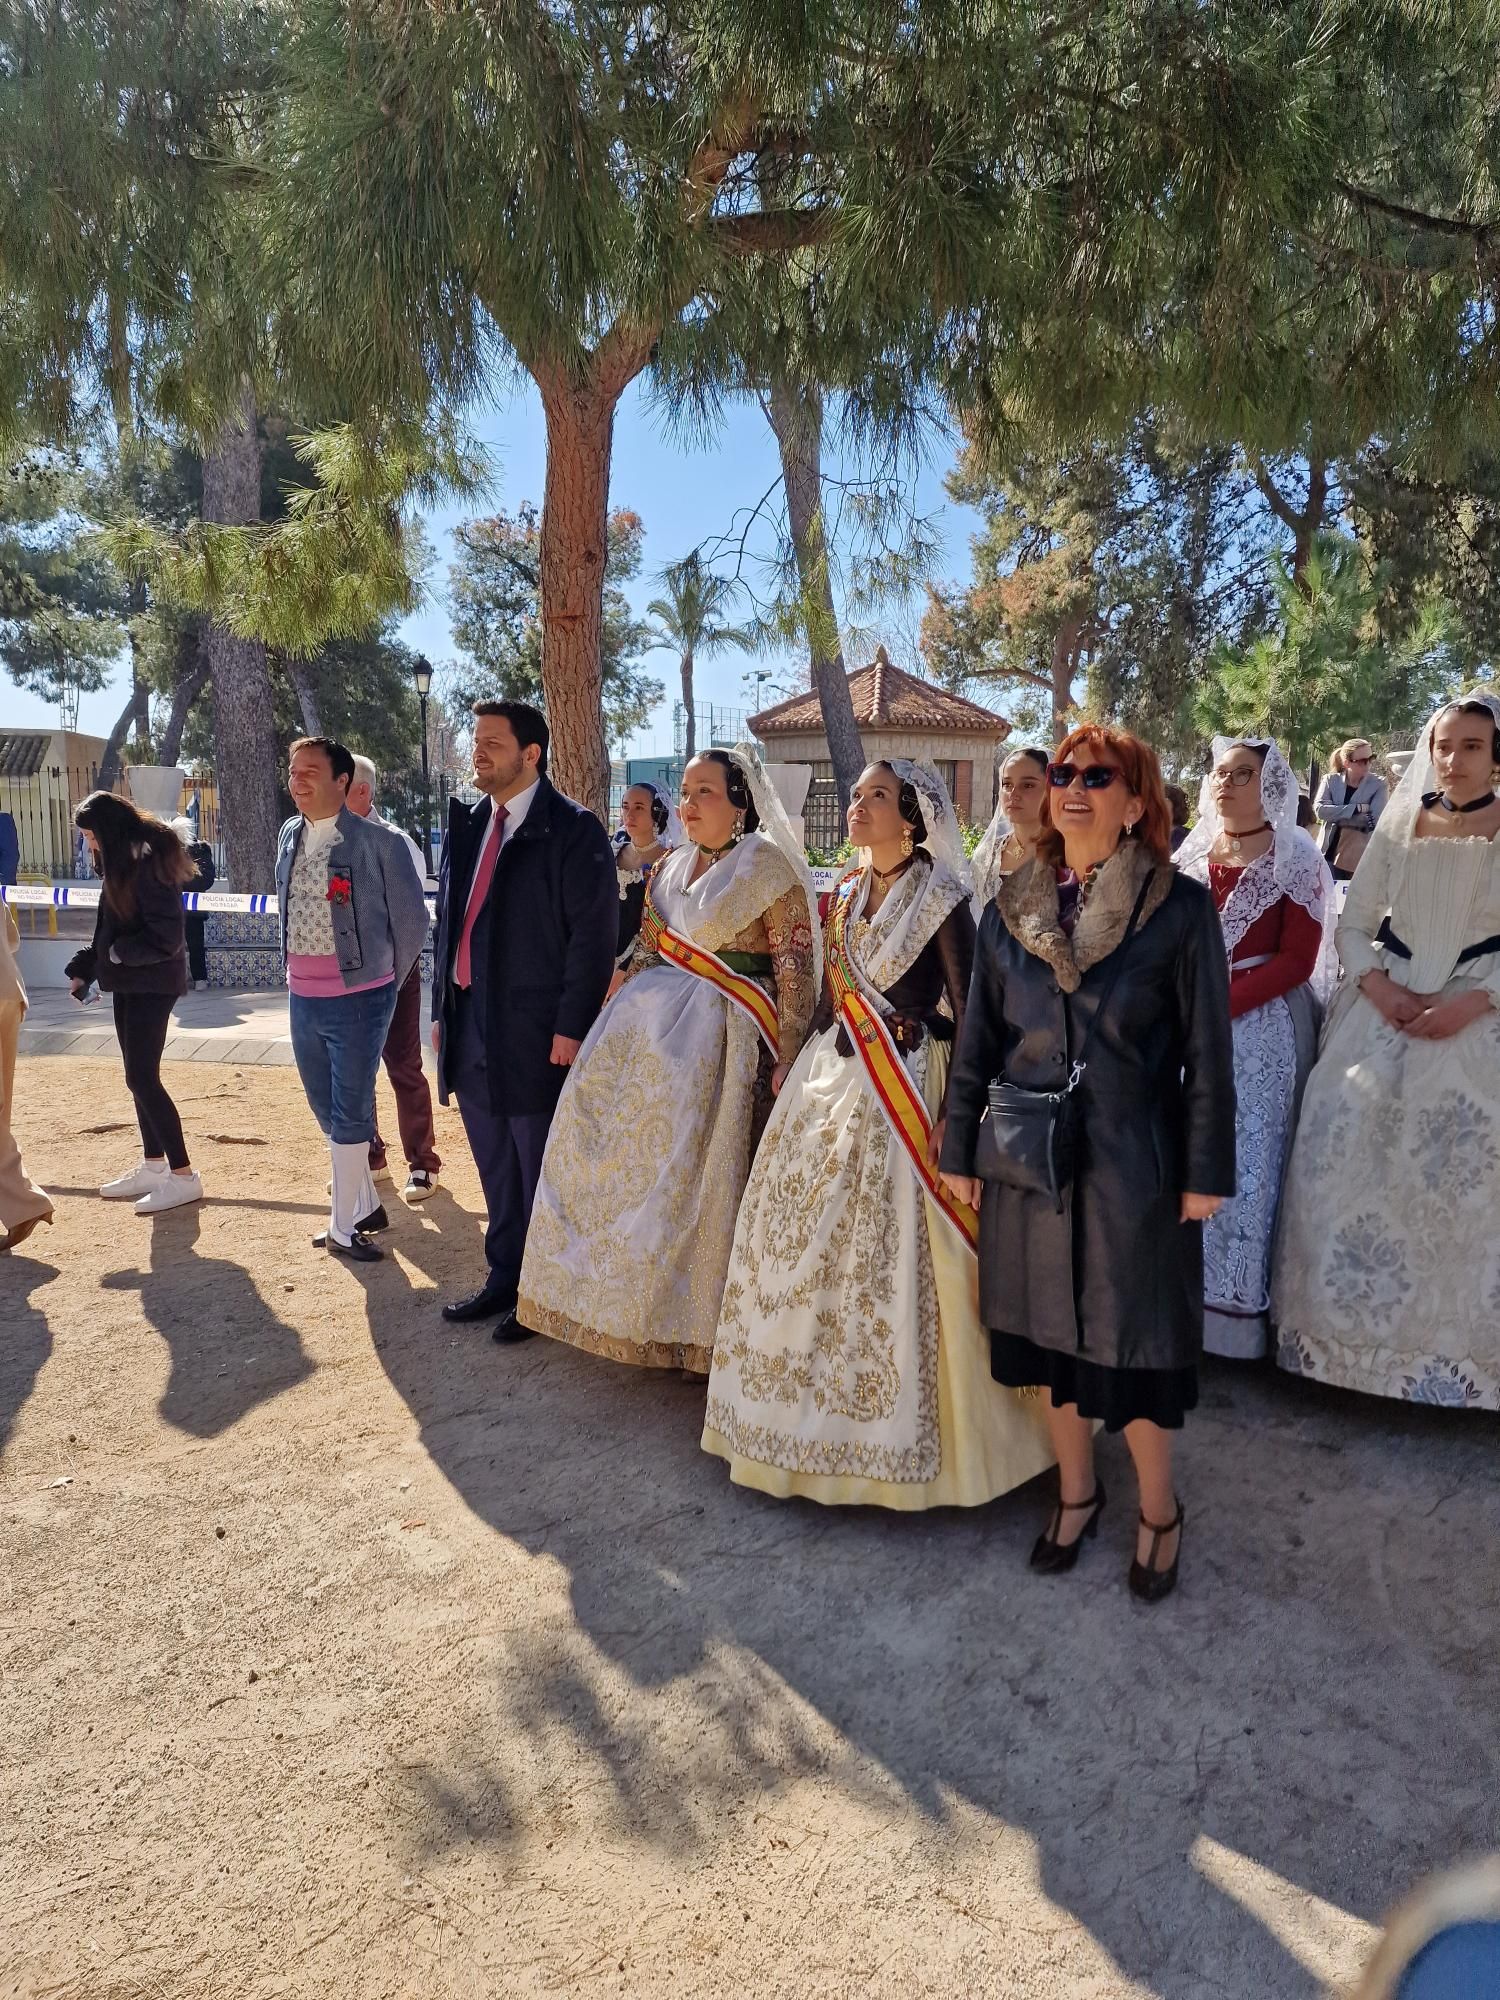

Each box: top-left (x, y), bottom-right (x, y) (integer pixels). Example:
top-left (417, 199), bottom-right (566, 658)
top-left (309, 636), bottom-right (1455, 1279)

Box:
top-left (454, 803), bottom-right (507, 989)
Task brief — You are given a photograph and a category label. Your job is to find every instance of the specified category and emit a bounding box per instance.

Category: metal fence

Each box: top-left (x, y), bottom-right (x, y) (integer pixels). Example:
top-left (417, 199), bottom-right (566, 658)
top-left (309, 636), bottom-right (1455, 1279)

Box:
top-left (0, 757), bottom-right (221, 884)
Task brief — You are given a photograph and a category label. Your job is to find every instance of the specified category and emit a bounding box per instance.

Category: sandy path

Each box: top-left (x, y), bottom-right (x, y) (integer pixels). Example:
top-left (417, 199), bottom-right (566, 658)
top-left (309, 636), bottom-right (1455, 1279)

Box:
top-left (2, 1059), bottom-right (1497, 1999)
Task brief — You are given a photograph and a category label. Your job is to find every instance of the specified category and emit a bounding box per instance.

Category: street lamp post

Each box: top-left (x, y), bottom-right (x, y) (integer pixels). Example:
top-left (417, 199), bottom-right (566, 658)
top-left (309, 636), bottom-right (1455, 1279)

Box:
top-left (413, 654), bottom-right (434, 876)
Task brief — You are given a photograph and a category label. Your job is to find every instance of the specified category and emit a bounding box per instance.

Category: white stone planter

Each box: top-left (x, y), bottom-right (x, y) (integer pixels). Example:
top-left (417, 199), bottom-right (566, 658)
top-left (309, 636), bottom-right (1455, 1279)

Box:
top-left (127, 766), bottom-right (187, 818)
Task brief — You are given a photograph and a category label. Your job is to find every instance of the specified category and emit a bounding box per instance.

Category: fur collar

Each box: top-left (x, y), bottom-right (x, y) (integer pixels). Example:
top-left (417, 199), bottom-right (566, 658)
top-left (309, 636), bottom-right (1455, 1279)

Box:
top-left (995, 841), bottom-right (1172, 992)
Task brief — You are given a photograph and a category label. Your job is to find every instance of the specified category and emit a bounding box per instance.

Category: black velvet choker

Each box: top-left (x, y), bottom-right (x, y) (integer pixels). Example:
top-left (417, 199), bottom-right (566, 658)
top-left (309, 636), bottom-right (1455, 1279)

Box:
top-left (1423, 789), bottom-right (1499, 815)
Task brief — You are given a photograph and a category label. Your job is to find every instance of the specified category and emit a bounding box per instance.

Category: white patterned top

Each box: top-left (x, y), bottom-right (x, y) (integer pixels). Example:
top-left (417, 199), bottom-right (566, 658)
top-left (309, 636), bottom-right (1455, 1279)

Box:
top-left (287, 831), bottom-right (337, 956)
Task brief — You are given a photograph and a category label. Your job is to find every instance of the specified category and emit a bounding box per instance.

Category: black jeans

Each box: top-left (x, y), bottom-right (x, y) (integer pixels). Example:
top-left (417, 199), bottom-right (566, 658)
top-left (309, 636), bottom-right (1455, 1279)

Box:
top-left (111, 992), bottom-right (189, 1169)
top-left (185, 913), bottom-right (209, 984)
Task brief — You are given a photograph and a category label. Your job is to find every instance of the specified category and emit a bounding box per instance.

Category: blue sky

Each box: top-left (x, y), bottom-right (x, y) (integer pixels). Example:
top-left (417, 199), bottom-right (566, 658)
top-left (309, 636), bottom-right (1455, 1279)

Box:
top-left (4, 380), bottom-right (985, 754)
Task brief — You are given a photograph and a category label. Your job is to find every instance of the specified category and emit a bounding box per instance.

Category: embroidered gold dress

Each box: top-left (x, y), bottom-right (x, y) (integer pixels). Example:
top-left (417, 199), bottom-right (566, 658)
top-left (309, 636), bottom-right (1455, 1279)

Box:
top-left (702, 858), bottom-right (1055, 1507)
top-left (518, 834), bottom-right (814, 1370)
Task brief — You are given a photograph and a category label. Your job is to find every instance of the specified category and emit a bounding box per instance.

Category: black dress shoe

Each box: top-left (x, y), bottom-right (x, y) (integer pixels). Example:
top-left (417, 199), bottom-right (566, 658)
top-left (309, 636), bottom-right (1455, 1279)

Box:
top-left (1029, 1480), bottom-right (1106, 1574)
top-left (442, 1285), bottom-right (516, 1323)
top-left (326, 1230), bottom-right (384, 1264)
top-left (1129, 1499), bottom-right (1185, 1604)
top-left (311, 1204), bottom-right (388, 1248)
top-left (491, 1308), bottom-right (539, 1345)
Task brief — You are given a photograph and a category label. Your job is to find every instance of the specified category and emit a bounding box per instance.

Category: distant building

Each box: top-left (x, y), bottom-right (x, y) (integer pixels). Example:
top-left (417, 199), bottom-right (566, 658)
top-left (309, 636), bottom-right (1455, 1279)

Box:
top-left (749, 648), bottom-right (1011, 849)
top-left (0, 729), bottom-right (108, 878)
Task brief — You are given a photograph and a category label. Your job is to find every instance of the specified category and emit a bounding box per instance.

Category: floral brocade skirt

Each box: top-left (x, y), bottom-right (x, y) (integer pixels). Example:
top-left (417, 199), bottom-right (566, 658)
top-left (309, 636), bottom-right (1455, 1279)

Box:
top-left (1272, 981), bottom-right (1500, 1410)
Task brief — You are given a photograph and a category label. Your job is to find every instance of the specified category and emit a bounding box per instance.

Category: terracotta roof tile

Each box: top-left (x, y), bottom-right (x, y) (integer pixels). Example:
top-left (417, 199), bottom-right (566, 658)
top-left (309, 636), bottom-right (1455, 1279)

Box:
top-left (750, 648), bottom-right (1010, 737)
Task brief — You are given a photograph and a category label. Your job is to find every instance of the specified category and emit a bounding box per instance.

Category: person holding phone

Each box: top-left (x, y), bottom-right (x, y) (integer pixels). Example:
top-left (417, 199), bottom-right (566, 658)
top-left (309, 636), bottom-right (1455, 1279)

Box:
top-left (66, 792), bottom-right (202, 1214)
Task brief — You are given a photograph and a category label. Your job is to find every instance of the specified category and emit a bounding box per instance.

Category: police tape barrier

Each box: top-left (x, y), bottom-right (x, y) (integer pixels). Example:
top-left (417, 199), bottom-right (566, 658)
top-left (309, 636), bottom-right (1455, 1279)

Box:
top-left (3, 866), bottom-right (848, 914)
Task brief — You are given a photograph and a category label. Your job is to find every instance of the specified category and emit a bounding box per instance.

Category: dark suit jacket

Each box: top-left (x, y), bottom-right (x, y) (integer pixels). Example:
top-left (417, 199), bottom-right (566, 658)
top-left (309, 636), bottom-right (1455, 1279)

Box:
top-left (431, 776), bottom-right (617, 1117)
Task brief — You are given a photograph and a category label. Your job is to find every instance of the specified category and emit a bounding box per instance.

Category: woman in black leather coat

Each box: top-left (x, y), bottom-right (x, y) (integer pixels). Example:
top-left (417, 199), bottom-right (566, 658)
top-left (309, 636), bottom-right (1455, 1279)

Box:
top-left (941, 726), bottom-right (1235, 1600)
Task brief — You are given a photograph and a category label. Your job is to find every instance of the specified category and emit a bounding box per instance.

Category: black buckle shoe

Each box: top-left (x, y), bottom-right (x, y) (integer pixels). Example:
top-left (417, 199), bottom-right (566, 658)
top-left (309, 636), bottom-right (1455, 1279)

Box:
top-left (443, 1285), bottom-right (516, 1323)
top-left (1029, 1480), bottom-right (1106, 1574)
top-left (312, 1203), bottom-right (388, 1248)
top-left (491, 1307), bottom-right (539, 1345)
top-left (326, 1230), bottom-right (384, 1264)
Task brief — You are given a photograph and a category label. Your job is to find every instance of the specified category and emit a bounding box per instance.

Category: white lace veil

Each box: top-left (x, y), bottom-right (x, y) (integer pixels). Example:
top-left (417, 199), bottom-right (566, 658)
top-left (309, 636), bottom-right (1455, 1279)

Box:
top-left (1177, 735), bottom-right (1340, 1001)
top-left (1376, 690), bottom-right (1500, 852)
top-left (616, 781), bottom-right (685, 851)
top-left (728, 741), bottom-right (823, 991)
top-left (969, 807), bottom-right (1010, 920)
top-left (884, 757), bottom-right (973, 900)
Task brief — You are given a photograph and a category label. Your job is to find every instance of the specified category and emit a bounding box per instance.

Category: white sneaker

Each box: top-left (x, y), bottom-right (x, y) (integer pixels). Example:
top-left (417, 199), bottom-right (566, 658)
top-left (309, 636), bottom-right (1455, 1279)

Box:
top-left (134, 1171), bottom-right (203, 1214)
top-left (101, 1160), bottom-right (168, 1200)
top-left (403, 1170), bottom-right (439, 1201)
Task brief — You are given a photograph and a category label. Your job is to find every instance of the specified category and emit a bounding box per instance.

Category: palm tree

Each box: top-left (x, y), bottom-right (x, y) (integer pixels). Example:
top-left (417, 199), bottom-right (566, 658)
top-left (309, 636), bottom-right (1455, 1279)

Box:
top-left (647, 555), bottom-right (752, 761)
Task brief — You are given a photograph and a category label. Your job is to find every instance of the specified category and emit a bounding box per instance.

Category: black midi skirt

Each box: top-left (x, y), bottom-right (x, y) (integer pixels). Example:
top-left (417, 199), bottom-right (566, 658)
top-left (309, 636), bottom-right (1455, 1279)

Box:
top-left (988, 1331), bottom-right (1198, 1433)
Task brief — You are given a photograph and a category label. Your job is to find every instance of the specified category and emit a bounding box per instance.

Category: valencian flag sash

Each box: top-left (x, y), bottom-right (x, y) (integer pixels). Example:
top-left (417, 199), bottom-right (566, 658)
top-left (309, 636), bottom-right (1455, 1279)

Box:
top-left (638, 878), bottom-right (781, 1059)
top-left (825, 871), bottom-right (979, 1253)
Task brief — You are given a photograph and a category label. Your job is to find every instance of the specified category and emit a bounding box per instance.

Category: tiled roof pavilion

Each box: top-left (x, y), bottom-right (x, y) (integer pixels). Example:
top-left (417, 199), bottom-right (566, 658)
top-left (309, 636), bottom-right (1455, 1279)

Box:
top-left (749, 647), bottom-right (1010, 738)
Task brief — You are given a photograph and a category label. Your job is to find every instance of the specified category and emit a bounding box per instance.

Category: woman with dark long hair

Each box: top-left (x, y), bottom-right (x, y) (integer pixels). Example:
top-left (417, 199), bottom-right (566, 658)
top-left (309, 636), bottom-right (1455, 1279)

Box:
top-left (65, 792), bottom-right (202, 1213)
top-left (940, 725), bottom-right (1236, 1603)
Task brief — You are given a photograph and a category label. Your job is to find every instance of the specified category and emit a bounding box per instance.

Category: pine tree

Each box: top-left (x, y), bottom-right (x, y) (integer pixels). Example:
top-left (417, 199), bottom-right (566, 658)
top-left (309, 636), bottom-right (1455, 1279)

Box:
top-left (449, 505), bottom-right (663, 755)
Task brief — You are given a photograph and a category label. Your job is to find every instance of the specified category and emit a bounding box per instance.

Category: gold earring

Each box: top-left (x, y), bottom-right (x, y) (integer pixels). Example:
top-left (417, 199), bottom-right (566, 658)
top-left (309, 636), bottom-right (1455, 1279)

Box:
top-left (900, 828), bottom-right (915, 858)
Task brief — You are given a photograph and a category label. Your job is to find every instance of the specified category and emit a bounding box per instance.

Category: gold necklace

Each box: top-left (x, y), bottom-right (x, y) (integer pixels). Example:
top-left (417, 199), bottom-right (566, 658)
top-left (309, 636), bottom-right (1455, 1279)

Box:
top-left (870, 855), bottom-right (913, 887)
top-left (694, 837), bottom-right (738, 863)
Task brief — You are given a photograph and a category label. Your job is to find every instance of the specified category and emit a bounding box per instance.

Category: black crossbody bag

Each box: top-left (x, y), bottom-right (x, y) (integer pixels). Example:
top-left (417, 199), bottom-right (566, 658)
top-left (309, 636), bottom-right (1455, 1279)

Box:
top-left (974, 874), bottom-right (1153, 1212)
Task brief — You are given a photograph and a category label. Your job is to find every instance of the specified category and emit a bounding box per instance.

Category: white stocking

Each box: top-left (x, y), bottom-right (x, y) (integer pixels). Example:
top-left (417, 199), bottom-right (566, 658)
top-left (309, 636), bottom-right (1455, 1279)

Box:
top-left (328, 1140), bottom-right (372, 1244)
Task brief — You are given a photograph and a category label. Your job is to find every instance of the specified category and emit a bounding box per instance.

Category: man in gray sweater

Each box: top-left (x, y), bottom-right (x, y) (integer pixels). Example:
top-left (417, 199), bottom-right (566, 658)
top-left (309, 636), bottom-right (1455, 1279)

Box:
top-left (276, 736), bottom-right (430, 1263)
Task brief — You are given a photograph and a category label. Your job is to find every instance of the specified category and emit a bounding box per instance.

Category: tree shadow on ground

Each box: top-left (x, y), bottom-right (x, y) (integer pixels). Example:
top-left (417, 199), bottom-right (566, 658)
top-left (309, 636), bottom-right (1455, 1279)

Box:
top-left (101, 1207), bottom-right (315, 1437)
top-left (0, 1255), bottom-right (59, 1460)
top-left (367, 1254), bottom-right (1500, 1995)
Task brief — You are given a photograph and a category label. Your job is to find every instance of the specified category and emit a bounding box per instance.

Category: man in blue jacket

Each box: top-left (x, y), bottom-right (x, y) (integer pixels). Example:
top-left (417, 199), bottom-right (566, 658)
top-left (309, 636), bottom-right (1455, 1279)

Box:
top-left (431, 701), bottom-right (616, 1338)
top-left (277, 736), bottom-right (431, 1265)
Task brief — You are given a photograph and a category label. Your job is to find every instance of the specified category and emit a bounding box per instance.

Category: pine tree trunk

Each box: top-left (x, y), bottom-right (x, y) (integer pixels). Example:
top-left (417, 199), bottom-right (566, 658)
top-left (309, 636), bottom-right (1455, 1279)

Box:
top-left (285, 653), bottom-right (325, 736)
top-left (537, 379), bottom-right (615, 816)
top-left (159, 631), bottom-right (209, 767)
top-left (96, 689), bottom-right (136, 794)
top-left (681, 647), bottom-right (696, 759)
top-left (201, 384), bottom-right (281, 888)
top-left (97, 588), bottom-right (155, 793)
top-left (767, 376), bottom-right (864, 816)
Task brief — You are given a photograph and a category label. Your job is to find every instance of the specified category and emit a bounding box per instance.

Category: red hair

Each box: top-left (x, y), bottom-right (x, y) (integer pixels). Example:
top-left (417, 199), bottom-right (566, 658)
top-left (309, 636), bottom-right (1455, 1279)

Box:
top-left (1037, 724), bottom-right (1174, 866)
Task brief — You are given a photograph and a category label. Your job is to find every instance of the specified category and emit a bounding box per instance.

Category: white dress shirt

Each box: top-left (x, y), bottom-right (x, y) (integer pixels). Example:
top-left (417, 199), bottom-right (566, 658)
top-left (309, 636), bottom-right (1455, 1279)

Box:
top-left (461, 780), bottom-right (539, 924)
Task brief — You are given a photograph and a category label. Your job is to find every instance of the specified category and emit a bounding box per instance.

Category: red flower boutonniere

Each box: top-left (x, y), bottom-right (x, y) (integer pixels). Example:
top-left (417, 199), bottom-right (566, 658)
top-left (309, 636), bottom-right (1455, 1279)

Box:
top-left (326, 872), bottom-right (353, 906)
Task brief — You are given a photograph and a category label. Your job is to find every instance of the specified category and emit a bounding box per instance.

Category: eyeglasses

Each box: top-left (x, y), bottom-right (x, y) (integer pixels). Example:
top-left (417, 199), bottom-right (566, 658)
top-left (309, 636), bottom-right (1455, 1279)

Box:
top-left (1346, 754), bottom-right (1372, 766)
top-left (1047, 762), bottom-right (1122, 791)
top-left (1215, 766), bottom-right (1260, 787)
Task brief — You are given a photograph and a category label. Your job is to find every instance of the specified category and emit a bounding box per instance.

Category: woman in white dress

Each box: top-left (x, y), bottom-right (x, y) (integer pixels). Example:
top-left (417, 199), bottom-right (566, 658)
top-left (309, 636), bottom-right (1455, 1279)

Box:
top-left (519, 747), bottom-right (817, 1372)
top-left (1176, 739), bottom-right (1335, 1358)
top-left (703, 760), bottom-right (1055, 1508)
top-left (970, 747), bottom-right (1050, 910)
top-left (608, 782), bottom-right (682, 999)
top-left (1274, 695), bottom-right (1500, 1407)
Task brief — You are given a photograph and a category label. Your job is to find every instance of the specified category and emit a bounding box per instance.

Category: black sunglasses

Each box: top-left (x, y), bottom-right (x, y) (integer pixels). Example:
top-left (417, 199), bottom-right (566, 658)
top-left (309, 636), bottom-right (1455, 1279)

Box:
top-left (1047, 762), bottom-right (1122, 791)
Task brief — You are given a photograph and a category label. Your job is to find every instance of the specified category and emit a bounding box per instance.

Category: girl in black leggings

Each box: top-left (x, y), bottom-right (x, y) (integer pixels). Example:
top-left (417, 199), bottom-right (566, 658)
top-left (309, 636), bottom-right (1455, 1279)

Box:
top-left (65, 792), bottom-right (203, 1214)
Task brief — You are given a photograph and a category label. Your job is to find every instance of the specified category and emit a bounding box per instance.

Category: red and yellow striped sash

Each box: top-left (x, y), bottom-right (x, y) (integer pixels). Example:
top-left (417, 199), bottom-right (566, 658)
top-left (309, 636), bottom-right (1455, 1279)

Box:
top-left (826, 873), bottom-right (978, 1252)
top-left (639, 883), bottom-right (780, 1058)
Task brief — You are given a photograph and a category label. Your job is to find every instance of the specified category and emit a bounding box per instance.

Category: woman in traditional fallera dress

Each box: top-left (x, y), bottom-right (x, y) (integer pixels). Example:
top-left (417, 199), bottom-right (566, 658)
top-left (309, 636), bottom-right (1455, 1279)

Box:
top-left (1273, 695), bottom-right (1500, 1408)
top-left (609, 783), bottom-right (681, 999)
top-left (1176, 738), bottom-right (1335, 1359)
top-left (970, 747), bottom-right (1050, 909)
top-left (519, 747), bottom-right (817, 1371)
top-left (703, 761), bottom-right (1055, 1508)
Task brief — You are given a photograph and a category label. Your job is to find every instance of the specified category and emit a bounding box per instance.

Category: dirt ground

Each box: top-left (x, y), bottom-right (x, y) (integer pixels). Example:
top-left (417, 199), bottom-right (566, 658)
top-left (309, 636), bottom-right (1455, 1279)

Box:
top-left (3, 1058), bottom-right (1498, 2000)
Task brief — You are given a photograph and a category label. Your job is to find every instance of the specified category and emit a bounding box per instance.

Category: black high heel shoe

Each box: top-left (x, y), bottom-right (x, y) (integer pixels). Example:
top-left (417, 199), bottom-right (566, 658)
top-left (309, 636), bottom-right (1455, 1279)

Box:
top-left (1129, 1500), bottom-right (1184, 1603)
top-left (1029, 1480), bottom-right (1106, 1574)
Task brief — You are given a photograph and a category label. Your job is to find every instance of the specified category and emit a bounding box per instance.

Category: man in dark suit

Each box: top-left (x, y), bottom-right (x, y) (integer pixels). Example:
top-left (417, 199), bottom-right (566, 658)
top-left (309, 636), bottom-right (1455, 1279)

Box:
top-left (431, 700), bottom-right (617, 1338)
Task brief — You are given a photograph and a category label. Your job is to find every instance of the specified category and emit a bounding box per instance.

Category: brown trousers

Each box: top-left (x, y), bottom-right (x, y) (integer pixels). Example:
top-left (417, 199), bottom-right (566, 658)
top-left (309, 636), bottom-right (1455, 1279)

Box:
top-left (0, 997), bottom-right (53, 1234)
top-left (370, 963), bottom-right (440, 1175)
